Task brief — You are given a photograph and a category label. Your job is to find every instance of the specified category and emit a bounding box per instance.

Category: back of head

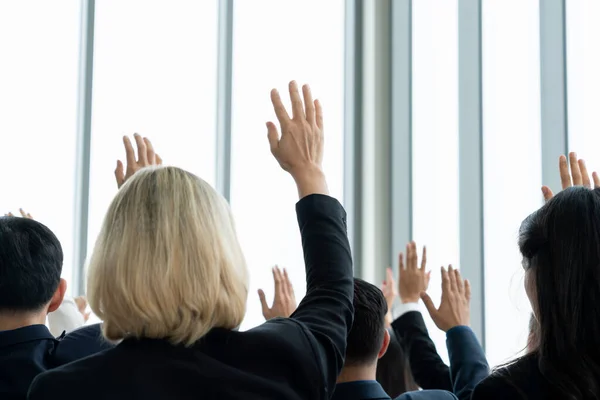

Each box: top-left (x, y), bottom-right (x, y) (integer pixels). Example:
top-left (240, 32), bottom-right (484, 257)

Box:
top-left (346, 278), bottom-right (387, 366)
top-left (88, 166), bottom-right (248, 346)
top-left (519, 186), bottom-right (600, 399)
top-left (0, 217), bottom-right (63, 312)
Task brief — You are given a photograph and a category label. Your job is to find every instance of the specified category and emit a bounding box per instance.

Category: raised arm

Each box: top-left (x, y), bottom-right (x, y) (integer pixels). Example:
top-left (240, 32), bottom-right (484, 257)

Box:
top-left (267, 81), bottom-right (354, 395)
top-left (391, 243), bottom-right (452, 391)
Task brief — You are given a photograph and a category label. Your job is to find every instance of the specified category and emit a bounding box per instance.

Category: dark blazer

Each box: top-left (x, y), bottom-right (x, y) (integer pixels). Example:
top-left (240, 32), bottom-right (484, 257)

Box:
top-left (471, 353), bottom-right (550, 399)
top-left (28, 194), bottom-right (355, 400)
top-left (392, 311), bottom-right (489, 400)
top-left (392, 311), bottom-right (452, 391)
top-left (0, 323), bottom-right (111, 400)
top-left (333, 380), bottom-right (457, 400)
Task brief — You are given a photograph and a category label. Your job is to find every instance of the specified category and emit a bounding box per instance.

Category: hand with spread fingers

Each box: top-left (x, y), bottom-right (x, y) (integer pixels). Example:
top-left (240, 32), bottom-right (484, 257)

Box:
top-left (421, 266), bottom-right (471, 332)
top-left (542, 152), bottom-right (599, 201)
top-left (5, 208), bottom-right (33, 219)
top-left (398, 242), bottom-right (431, 304)
top-left (267, 81), bottom-right (328, 198)
top-left (258, 266), bottom-right (298, 320)
top-left (115, 133), bottom-right (163, 188)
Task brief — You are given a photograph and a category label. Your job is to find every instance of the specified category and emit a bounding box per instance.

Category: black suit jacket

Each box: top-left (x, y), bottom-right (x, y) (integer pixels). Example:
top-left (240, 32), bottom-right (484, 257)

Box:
top-left (0, 324), bottom-right (112, 400)
top-left (28, 194), bottom-right (355, 400)
top-left (471, 353), bottom-right (550, 399)
top-left (333, 380), bottom-right (457, 400)
top-left (392, 311), bottom-right (489, 400)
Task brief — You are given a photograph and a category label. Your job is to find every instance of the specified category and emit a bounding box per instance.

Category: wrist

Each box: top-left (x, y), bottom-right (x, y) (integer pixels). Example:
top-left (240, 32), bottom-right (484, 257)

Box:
top-left (401, 296), bottom-right (420, 304)
top-left (291, 166), bottom-right (329, 198)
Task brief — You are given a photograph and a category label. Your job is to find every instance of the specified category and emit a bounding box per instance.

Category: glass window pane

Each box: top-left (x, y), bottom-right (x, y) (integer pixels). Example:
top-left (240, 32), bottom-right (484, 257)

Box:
top-left (567, 0), bottom-right (600, 170)
top-left (411, 0), bottom-right (460, 364)
top-left (0, 1), bottom-right (81, 286)
top-left (88, 0), bottom-right (218, 256)
top-left (231, 0), bottom-right (345, 330)
top-left (482, 0), bottom-right (541, 366)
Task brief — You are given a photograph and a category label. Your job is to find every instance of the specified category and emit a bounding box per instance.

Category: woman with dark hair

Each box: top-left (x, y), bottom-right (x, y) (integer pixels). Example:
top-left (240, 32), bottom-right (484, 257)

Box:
top-left (376, 329), bottom-right (419, 397)
top-left (473, 153), bottom-right (600, 400)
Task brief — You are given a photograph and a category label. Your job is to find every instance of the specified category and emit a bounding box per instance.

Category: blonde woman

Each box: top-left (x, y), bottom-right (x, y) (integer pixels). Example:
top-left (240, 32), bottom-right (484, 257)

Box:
top-left (28, 81), bottom-right (354, 400)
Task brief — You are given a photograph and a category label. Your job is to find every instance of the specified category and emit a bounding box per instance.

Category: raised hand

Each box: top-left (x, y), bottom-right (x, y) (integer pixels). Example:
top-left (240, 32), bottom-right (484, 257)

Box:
top-left (115, 134), bottom-right (163, 188)
top-left (421, 266), bottom-right (471, 332)
top-left (258, 266), bottom-right (297, 320)
top-left (74, 296), bottom-right (91, 322)
top-left (267, 81), bottom-right (328, 198)
top-left (398, 242), bottom-right (431, 304)
top-left (382, 267), bottom-right (398, 312)
top-left (542, 152), bottom-right (599, 201)
top-left (5, 209), bottom-right (33, 219)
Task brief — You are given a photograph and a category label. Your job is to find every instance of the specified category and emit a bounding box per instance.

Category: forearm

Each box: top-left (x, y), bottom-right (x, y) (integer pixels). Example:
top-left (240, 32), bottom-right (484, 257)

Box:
top-left (446, 326), bottom-right (489, 400)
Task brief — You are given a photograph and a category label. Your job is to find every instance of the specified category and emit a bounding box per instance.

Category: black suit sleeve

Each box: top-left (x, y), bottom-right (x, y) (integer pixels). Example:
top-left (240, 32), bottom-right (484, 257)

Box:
top-left (289, 194), bottom-right (354, 399)
top-left (54, 324), bottom-right (114, 366)
top-left (445, 326), bottom-right (489, 400)
top-left (392, 311), bottom-right (452, 391)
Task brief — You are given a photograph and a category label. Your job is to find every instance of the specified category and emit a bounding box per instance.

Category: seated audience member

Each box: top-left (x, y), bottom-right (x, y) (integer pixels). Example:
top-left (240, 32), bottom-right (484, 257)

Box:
top-left (28, 82), bottom-right (355, 400)
top-left (259, 262), bottom-right (484, 399)
top-left (472, 153), bottom-right (600, 399)
top-left (0, 216), bottom-right (111, 400)
top-left (379, 268), bottom-right (419, 397)
top-left (5, 210), bottom-right (91, 336)
top-left (389, 243), bottom-right (489, 400)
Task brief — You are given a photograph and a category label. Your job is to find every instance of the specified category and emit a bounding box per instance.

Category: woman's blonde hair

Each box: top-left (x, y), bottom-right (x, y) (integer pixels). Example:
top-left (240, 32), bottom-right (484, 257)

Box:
top-left (88, 166), bottom-right (248, 346)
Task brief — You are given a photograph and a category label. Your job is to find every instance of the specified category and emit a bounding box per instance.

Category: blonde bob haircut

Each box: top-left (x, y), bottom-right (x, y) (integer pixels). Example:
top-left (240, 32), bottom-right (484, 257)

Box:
top-left (88, 166), bottom-right (248, 346)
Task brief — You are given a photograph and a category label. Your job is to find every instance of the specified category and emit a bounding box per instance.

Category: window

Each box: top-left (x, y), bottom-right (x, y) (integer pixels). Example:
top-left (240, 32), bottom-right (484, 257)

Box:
top-left (87, 0), bottom-right (219, 258)
top-left (411, 0), bottom-right (460, 363)
top-left (482, 0), bottom-right (541, 366)
top-left (567, 0), bottom-right (600, 171)
top-left (230, 0), bottom-right (345, 330)
top-left (0, 0), bottom-right (81, 287)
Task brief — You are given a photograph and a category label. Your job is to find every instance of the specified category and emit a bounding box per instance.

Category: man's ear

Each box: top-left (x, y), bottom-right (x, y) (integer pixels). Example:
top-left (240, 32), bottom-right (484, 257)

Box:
top-left (378, 329), bottom-right (391, 359)
top-left (47, 278), bottom-right (67, 313)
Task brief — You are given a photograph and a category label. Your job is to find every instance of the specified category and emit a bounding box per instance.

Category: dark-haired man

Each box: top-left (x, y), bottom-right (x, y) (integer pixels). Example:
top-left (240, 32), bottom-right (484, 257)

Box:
top-left (0, 216), bottom-right (111, 400)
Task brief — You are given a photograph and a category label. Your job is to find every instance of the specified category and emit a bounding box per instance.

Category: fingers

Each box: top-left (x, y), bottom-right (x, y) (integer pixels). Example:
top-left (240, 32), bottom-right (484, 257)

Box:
top-left (19, 208), bottom-right (32, 219)
top-left (398, 252), bottom-right (405, 271)
top-left (155, 153), bottom-right (163, 165)
top-left (315, 99), bottom-right (324, 130)
top-left (6, 212), bottom-right (13, 217)
top-left (123, 136), bottom-right (136, 170)
top-left (425, 271), bottom-right (432, 289)
top-left (541, 186), bottom-right (554, 201)
top-left (420, 246), bottom-right (427, 271)
top-left (448, 265), bottom-right (458, 293)
top-left (579, 159), bottom-right (591, 188)
top-left (283, 267), bottom-right (295, 297)
top-left (302, 84), bottom-right (315, 124)
top-left (115, 160), bottom-right (125, 188)
top-left (454, 268), bottom-right (464, 294)
top-left (272, 266), bottom-right (283, 300)
top-left (134, 134), bottom-right (148, 165)
top-left (270, 89), bottom-right (291, 123)
top-left (266, 122), bottom-right (280, 154)
top-left (441, 266), bottom-right (451, 295)
top-left (559, 155), bottom-right (572, 189)
top-left (288, 81), bottom-right (305, 120)
top-left (569, 152), bottom-right (583, 186)
top-left (386, 267), bottom-right (394, 285)
top-left (144, 137), bottom-right (156, 165)
top-left (464, 279), bottom-right (471, 301)
top-left (407, 242), bottom-right (418, 270)
top-left (257, 289), bottom-right (269, 315)
top-left (594, 172), bottom-right (600, 189)
top-left (420, 292), bottom-right (437, 318)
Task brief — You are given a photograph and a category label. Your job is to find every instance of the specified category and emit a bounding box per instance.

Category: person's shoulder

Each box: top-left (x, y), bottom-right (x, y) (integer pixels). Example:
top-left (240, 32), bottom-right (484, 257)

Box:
top-left (397, 389), bottom-right (457, 400)
top-left (472, 355), bottom-right (540, 399)
top-left (28, 351), bottom-right (109, 399)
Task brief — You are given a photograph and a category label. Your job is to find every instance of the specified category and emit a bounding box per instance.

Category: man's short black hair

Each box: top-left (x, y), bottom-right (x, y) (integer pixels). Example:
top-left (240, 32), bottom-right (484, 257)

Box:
top-left (345, 278), bottom-right (388, 365)
top-left (0, 217), bottom-right (63, 312)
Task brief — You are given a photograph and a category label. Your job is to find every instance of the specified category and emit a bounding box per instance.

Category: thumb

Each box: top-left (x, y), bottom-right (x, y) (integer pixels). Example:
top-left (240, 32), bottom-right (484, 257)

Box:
top-left (541, 185), bottom-right (554, 202)
top-left (115, 160), bottom-right (125, 188)
top-left (420, 292), bottom-right (437, 318)
top-left (266, 122), bottom-right (280, 154)
top-left (258, 289), bottom-right (269, 314)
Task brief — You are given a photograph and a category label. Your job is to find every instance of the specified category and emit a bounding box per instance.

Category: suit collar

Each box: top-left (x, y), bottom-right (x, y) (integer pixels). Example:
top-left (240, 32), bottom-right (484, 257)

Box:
top-left (333, 380), bottom-right (391, 400)
top-left (0, 324), bottom-right (55, 348)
